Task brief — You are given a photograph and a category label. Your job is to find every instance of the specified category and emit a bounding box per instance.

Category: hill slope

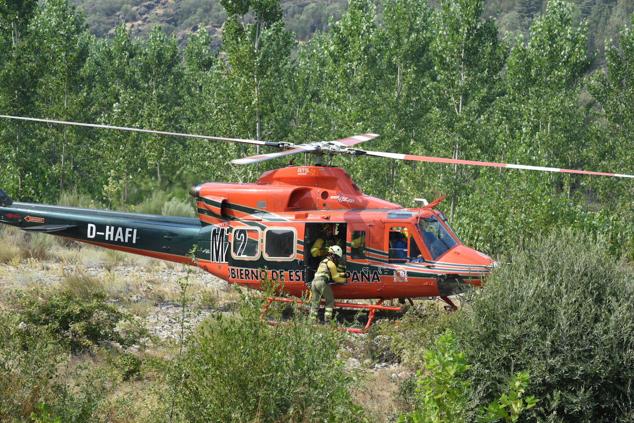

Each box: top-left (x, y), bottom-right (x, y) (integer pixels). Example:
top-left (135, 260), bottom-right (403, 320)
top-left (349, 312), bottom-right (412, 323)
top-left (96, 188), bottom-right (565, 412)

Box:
top-left (73, 0), bottom-right (634, 56)
top-left (72, 0), bottom-right (347, 41)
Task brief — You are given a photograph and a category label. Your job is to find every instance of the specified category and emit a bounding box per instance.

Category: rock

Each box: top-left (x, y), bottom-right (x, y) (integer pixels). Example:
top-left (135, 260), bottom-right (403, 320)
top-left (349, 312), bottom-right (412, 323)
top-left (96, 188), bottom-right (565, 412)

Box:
top-left (370, 334), bottom-right (398, 364)
top-left (346, 357), bottom-right (361, 369)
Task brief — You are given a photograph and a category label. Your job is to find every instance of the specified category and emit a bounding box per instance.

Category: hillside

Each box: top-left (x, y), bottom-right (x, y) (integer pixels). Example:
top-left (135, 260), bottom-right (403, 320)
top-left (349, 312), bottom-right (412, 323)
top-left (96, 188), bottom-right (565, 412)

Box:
top-left (73, 0), bottom-right (634, 55)
top-left (72, 0), bottom-right (347, 41)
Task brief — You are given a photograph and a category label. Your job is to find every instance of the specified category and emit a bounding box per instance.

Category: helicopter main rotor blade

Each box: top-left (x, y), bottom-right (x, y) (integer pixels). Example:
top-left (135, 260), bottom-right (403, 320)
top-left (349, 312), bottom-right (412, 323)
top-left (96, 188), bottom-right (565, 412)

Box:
top-left (231, 145), bottom-right (317, 165)
top-left (0, 115), bottom-right (290, 148)
top-left (360, 150), bottom-right (634, 179)
top-left (333, 133), bottom-right (379, 146)
top-left (231, 133), bottom-right (380, 165)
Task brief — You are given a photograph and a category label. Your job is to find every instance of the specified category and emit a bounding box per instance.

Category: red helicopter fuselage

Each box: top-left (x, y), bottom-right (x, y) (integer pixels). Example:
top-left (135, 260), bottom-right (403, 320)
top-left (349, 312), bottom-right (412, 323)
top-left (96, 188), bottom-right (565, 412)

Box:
top-left (191, 165), bottom-right (494, 299)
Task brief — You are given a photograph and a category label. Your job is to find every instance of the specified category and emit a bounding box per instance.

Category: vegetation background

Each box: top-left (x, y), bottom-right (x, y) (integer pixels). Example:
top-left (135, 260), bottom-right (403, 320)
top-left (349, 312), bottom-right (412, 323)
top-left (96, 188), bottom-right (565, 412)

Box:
top-left (1, 0), bottom-right (632, 259)
top-left (0, 0), bottom-right (633, 421)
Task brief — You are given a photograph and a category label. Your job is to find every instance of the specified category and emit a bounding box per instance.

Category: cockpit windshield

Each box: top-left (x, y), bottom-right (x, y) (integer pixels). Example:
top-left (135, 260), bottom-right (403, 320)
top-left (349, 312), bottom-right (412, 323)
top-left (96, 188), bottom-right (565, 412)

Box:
top-left (418, 216), bottom-right (457, 260)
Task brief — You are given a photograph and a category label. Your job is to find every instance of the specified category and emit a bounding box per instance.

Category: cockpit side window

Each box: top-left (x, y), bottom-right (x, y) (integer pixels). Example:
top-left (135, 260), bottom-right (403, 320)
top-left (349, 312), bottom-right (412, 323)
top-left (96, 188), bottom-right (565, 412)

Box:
top-left (388, 226), bottom-right (409, 262)
top-left (410, 236), bottom-right (421, 259)
top-left (418, 216), bottom-right (457, 260)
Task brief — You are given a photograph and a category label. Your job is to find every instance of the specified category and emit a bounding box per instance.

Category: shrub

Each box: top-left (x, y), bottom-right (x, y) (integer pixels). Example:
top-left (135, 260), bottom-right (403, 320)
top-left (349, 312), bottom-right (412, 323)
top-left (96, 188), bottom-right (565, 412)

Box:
top-left (0, 311), bottom-right (117, 422)
top-left (131, 190), bottom-right (195, 216)
top-left (167, 298), bottom-right (365, 422)
top-left (454, 229), bottom-right (634, 422)
top-left (161, 197), bottom-right (195, 217)
top-left (0, 226), bottom-right (54, 263)
top-left (57, 190), bottom-right (102, 209)
top-left (133, 190), bottom-right (170, 215)
top-left (0, 312), bottom-right (64, 420)
top-left (399, 331), bottom-right (536, 423)
top-left (112, 352), bottom-right (143, 382)
top-left (0, 238), bottom-right (22, 263)
top-left (17, 276), bottom-right (147, 353)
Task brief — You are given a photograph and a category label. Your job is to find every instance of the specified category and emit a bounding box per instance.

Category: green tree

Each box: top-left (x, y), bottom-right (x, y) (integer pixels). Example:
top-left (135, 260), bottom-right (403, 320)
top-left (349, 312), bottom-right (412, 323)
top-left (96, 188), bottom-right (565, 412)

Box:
top-left (30, 0), bottom-right (90, 197)
top-left (219, 0), bottom-right (294, 142)
top-left (80, 25), bottom-right (145, 203)
top-left (0, 0), bottom-right (40, 198)
top-left (134, 28), bottom-right (186, 188)
top-left (427, 0), bottom-right (506, 220)
top-left (454, 0), bottom-right (593, 255)
top-left (588, 13), bottom-right (634, 258)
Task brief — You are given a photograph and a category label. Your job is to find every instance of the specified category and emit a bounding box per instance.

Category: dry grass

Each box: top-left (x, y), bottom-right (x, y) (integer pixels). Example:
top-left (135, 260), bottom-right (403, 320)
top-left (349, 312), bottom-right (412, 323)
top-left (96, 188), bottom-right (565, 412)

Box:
top-left (0, 227), bottom-right (27, 264)
top-left (0, 242), bottom-right (22, 264)
top-left (96, 380), bottom-right (168, 423)
top-left (61, 272), bottom-right (105, 298)
top-left (352, 367), bottom-right (411, 423)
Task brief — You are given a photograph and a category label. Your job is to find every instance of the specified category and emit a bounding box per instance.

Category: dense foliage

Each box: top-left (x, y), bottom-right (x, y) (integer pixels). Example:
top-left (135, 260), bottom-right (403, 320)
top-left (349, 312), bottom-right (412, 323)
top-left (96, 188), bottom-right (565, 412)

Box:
top-left (168, 298), bottom-right (364, 422)
top-left (0, 0), bottom-right (631, 259)
top-left (454, 230), bottom-right (634, 421)
top-left (400, 331), bottom-right (537, 423)
top-left (0, 286), bottom-right (133, 422)
top-left (16, 274), bottom-right (147, 353)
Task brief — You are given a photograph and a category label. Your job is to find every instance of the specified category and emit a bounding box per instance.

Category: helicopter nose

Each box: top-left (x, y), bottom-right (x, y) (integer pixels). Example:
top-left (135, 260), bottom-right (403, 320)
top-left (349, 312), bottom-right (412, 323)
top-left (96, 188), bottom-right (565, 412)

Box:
top-left (439, 245), bottom-right (493, 266)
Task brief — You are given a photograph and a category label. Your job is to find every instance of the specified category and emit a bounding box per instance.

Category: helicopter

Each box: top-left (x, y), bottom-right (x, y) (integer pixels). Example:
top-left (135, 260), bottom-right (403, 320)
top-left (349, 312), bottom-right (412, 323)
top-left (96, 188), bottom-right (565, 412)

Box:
top-left (0, 115), bottom-right (631, 332)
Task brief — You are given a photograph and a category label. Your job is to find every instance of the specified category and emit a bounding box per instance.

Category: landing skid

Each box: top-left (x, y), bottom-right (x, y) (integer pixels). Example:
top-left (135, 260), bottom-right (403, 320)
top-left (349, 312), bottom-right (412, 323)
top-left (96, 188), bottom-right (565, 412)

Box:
top-left (260, 297), bottom-right (404, 333)
top-left (440, 296), bottom-right (458, 311)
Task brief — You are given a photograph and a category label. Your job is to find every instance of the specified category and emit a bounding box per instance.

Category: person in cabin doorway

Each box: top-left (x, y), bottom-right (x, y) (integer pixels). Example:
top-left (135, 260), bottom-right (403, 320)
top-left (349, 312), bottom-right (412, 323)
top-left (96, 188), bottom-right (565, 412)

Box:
top-left (310, 223), bottom-right (339, 260)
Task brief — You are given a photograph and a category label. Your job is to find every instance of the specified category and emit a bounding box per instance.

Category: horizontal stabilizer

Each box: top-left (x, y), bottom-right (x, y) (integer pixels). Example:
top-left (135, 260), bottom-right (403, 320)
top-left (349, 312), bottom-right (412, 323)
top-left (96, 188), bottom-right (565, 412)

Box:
top-left (22, 224), bottom-right (77, 233)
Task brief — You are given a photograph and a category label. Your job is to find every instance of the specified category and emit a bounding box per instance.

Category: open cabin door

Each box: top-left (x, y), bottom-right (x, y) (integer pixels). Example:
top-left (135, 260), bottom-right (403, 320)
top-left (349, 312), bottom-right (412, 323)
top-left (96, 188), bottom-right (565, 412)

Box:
top-left (303, 222), bottom-right (347, 282)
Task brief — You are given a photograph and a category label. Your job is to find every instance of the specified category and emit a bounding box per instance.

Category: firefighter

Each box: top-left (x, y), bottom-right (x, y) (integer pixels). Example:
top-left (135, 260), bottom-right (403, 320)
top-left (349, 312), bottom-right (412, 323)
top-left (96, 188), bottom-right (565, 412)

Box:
top-left (309, 245), bottom-right (346, 322)
top-left (310, 224), bottom-right (339, 259)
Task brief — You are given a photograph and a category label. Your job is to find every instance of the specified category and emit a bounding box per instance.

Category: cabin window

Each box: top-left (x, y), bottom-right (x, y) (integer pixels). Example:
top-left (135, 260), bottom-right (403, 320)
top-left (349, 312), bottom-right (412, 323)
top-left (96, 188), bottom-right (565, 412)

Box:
top-left (264, 228), bottom-right (296, 261)
top-left (351, 231), bottom-right (366, 259)
top-left (389, 226), bottom-right (409, 262)
top-left (231, 228), bottom-right (261, 260)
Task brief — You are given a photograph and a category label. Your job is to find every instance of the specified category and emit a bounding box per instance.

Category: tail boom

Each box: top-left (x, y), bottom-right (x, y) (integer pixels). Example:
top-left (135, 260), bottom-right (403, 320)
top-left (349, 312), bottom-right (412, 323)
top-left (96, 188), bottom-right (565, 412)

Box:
top-left (0, 201), bottom-right (204, 264)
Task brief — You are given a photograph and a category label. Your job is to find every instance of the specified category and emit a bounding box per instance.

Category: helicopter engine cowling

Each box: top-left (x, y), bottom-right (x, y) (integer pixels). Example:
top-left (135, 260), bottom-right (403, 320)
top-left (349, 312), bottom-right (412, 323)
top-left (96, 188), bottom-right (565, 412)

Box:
top-left (191, 166), bottom-right (400, 219)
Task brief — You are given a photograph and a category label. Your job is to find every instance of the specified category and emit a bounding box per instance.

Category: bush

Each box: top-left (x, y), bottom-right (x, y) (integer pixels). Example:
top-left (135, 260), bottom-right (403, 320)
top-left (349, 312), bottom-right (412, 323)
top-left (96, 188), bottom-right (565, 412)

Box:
top-left (0, 312), bottom-right (64, 420)
top-left (0, 238), bottom-right (22, 263)
top-left (161, 196), bottom-right (195, 217)
top-left (131, 190), bottom-right (195, 216)
top-left (133, 190), bottom-right (170, 214)
top-left (167, 298), bottom-right (365, 422)
top-left (454, 230), bottom-right (634, 422)
top-left (399, 330), bottom-right (536, 423)
top-left (57, 190), bottom-right (102, 209)
top-left (17, 275), bottom-right (147, 353)
top-left (0, 311), bottom-right (117, 422)
top-left (0, 227), bottom-right (55, 263)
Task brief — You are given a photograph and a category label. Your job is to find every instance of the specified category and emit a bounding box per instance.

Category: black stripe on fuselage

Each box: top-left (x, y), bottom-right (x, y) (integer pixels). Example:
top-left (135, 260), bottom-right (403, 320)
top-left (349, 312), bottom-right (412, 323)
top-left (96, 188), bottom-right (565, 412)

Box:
top-left (198, 197), bottom-right (287, 222)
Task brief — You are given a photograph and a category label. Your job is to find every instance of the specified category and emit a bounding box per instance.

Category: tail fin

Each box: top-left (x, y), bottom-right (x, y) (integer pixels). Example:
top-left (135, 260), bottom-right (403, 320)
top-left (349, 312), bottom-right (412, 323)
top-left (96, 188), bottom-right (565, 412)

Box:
top-left (0, 190), bottom-right (12, 207)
